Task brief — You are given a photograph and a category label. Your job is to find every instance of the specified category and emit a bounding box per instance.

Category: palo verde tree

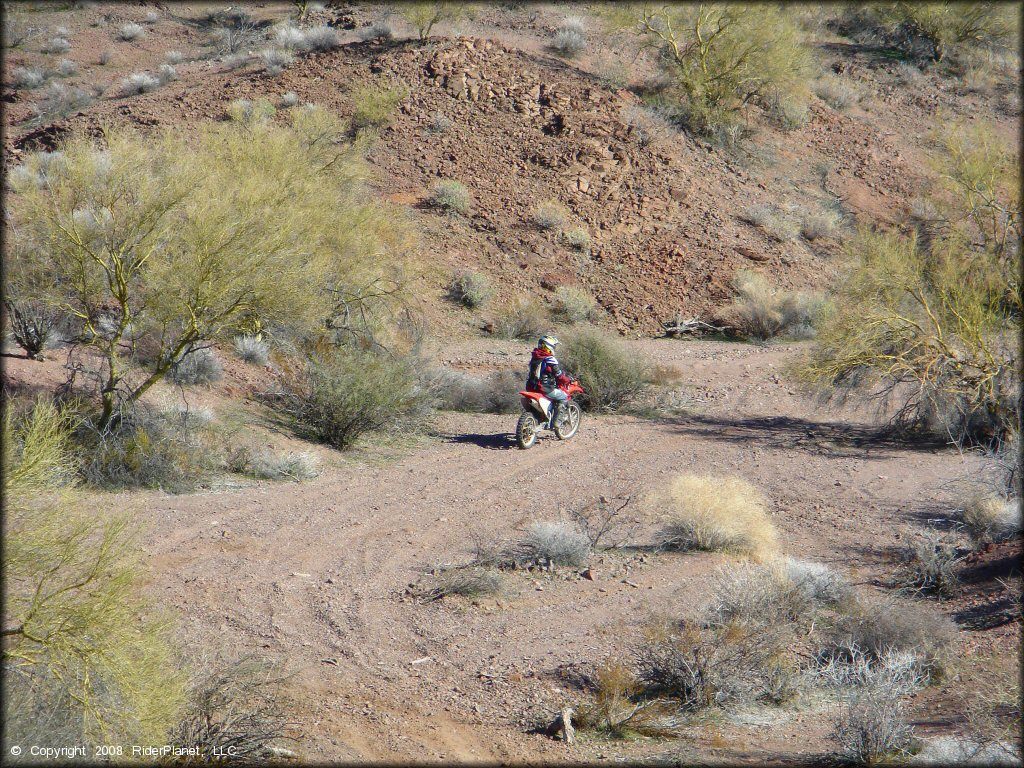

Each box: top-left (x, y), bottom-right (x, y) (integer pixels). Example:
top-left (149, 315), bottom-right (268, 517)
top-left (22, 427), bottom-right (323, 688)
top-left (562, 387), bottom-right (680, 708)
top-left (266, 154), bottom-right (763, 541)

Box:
top-left (2, 399), bottom-right (185, 747)
top-left (873, 2), bottom-right (1018, 63)
top-left (401, 2), bottom-right (473, 42)
top-left (6, 107), bottom-right (410, 429)
top-left (612, 3), bottom-right (813, 134)
top-left (803, 120), bottom-right (1020, 446)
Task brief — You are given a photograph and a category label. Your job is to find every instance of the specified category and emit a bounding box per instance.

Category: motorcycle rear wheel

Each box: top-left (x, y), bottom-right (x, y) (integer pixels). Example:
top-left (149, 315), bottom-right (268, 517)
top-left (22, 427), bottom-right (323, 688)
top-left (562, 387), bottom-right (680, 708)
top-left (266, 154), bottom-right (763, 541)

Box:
top-left (555, 402), bottom-right (581, 440)
top-left (516, 411), bottom-right (539, 449)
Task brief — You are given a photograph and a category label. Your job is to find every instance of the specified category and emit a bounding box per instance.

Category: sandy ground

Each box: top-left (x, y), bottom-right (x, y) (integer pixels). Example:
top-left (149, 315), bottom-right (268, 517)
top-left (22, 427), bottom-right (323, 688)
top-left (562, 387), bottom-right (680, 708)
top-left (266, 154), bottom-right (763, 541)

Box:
top-left (110, 338), bottom-right (997, 763)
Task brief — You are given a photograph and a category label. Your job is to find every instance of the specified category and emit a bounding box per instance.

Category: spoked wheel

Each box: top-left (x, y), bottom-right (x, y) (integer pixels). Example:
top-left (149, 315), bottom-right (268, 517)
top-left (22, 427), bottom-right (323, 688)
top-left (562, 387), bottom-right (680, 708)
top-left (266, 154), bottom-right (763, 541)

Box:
top-left (516, 411), bottom-right (539, 449)
top-left (555, 402), bottom-right (581, 440)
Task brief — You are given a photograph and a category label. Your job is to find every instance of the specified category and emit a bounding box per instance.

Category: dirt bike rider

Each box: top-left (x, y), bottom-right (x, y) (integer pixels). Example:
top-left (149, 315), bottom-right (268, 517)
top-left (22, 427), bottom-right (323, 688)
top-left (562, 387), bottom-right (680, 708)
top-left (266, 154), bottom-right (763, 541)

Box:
top-left (526, 335), bottom-right (572, 428)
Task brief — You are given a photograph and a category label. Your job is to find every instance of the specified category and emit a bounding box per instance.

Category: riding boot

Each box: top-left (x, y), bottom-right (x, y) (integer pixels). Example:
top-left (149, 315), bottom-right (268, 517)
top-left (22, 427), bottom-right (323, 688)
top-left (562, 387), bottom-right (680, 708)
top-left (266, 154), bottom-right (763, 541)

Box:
top-left (548, 401), bottom-right (562, 429)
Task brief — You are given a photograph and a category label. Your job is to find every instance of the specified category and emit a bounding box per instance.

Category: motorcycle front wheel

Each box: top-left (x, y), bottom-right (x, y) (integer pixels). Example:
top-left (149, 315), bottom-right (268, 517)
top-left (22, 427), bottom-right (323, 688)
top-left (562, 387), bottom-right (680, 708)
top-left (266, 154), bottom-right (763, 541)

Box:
top-left (555, 402), bottom-right (581, 440)
top-left (516, 411), bottom-right (539, 449)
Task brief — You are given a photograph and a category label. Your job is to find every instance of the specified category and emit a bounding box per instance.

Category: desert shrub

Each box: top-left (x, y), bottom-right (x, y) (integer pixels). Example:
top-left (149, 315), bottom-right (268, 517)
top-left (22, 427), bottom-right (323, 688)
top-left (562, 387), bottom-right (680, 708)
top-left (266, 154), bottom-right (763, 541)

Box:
top-left (562, 227), bottom-right (591, 253)
top-left (533, 199), bottom-right (570, 230)
top-left (41, 35), bottom-right (71, 54)
top-left (741, 203), bottom-right (799, 241)
top-left (801, 209), bottom-right (842, 241)
top-left (116, 22), bottom-right (145, 41)
top-left (723, 270), bottom-right (820, 341)
top-left (873, 3), bottom-right (1018, 63)
top-left (274, 24), bottom-right (307, 50)
top-left (784, 557), bottom-right (852, 606)
top-left (55, 58), bottom-right (78, 77)
top-left (172, 657), bottom-right (296, 760)
top-left (824, 599), bottom-right (956, 679)
top-left (635, 617), bottom-right (794, 711)
top-left (3, 13), bottom-right (42, 49)
top-left (430, 179), bottom-right (471, 215)
top-left (427, 111), bottom-right (452, 133)
top-left (519, 522), bottom-right (590, 567)
top-left (280, 91), bottom-right (299, 108)
top-left (551, 18), bottom-right (586, 58)
top-left (280, 349), bottom-right (428, 450)
top-left (814, 75), bottom-right (861, 110)
top-left (830, 667), bottom-right (919, 764)
top-left (99, 49), bottom-right (113, 65)
top-left (552, 286), bottom-right (598, 324)
top-left (350, 81), bottom-right (409, 132)
top-left (144, 10), bottom-right (160, 24)
top-left (3, 299), bottom-right (63, 358)
top-left (77, 405), bottom-right (223, 492)
top-left (12, 66), bottom-right (46, 89)
top-left (654, 474), bottom-right (779, 559)
top-left (574, 662), bottom-right (681, 738)
top-left (33, 82), bottom-right (92, 119)
top-left (168, 346), bottom-right (223, 386)
top-left (359, 18), bottom-right (395, 42)
top-left (157, 63), bottom-right (177, 84)
top-left (490, 297), bottom-right (546, 341)
top-left (121, 72), bottom-right (160, 95)
top-left (897, 531), bottom-right (964, 597)
top-left (558, 330), bottom-right (651, 411)
top-left (3, 400), bottom-right (186, 746)
top-left (233, 335), bottom-right (270, 365)
top-left (402, 2), bottom-right (471, 42)
top-left (302, 26), bottom-right (339, 52)
top-left (6, 115), bottom-right (408, 430)
top-left (430, 369), bottom-right (522, 414)
top-left (227, 97), bottom-right (276, 124)
top-left (447, 270), bottom-right (493, 308)
top-left (806, 119), bottom-right (1019, 445)
top-left (709, 561), bottom-right (813, 630)
top-left (414, 568), bottom-right (503, 602)
top-left (231, 448), bottom-right (321, 481)
top-left (260, 48), bottom-right (294, 74)
top-left (628, 5), bottom-right (813, 134)
top-left (961, 495), bottom-right (1022, 544)
top-left (165, 50), bottom-right (184, 65)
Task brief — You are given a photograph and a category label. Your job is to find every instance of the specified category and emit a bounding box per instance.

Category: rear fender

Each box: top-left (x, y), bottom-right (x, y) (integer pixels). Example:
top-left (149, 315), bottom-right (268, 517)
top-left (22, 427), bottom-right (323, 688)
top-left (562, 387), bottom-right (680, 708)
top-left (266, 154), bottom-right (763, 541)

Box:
top-left (519, 391), bottom-right (551, 417)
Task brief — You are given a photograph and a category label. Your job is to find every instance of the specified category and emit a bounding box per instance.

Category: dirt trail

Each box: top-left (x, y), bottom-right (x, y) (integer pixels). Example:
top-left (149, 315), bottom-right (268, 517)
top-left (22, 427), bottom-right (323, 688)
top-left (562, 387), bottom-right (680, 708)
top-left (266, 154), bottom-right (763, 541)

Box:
top-left (131, 340), bottom-right (981, 762)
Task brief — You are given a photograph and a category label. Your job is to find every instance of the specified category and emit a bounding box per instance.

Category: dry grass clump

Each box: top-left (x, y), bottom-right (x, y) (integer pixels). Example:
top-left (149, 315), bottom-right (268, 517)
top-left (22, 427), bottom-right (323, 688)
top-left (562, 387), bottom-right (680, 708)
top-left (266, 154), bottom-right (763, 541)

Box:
top-left (430, 179), bottom-right (471, 215)
top-left (961, 495), bottom-right (1021, 544)
top-left (550, 18), bottom-right (587, 58)
top-left (562, 227), bottom-right (591, 253)
top-left (226, 97), bottom-right (276, 124)
top-left (231, 449), bottom-right (321, 482)
top-left (491, 297), bottom-right (547, 341)
top-left (413, 568), bottom-right (503, 602)
top-left (741, 203), bottom-right (800, 242)
top-left (165, 50), bottom-right (184, 65)
top-left (12, 66), bottom-right (46, 89)
top-left (121, 72), bottom-right (160, 95)
top-left (655, 474), bottom-right (778, 559)
top-left (801, 209), bottom-right (842, 241)
top-left (33, 82), bottom-right (92, 120)
top-left (533, 199), bottom-right (570, 230)
top-left (359, 17), bottom-right (395, 42)
top-left (42, 35), bottom-right (71, 54)
top-left (169, 347), bottom-right (223, 385)
top-left (447, 271), bottom-right (493, 309)
top-left (55, 58), bottom-right (78, 77)
top-left (814, 75), bottom-right (862, 110)
top-left (896, 531), bottom-right (965, 598)
top-left (260, 48), bottom-right (294, 75)
top-left (116, 22), bottom-right (145, 41)
top-left (710, 561), bottom-right (813, 630)
top-left (233, 335), bottom-right (270, 366)
top-left (519, 522), bottom-right (591, 567)
top-left (722, 270), bottom-right (820, 341)
top-left (784, 557), bottom-right (852, 606)
top-left (552, 286), bottom-right (598, 324)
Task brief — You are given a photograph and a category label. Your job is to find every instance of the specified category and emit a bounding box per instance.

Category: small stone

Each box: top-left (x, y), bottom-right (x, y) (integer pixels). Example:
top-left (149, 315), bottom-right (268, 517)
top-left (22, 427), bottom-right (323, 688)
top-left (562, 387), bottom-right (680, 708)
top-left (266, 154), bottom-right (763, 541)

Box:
top-left (581, 568), bottom-right (595, 581)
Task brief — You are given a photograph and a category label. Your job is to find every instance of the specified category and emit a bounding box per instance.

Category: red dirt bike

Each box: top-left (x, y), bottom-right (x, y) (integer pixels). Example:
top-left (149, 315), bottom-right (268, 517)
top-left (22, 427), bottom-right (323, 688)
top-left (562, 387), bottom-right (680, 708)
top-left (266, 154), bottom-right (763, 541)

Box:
top-left (515, 378), bottom-right (584, 449)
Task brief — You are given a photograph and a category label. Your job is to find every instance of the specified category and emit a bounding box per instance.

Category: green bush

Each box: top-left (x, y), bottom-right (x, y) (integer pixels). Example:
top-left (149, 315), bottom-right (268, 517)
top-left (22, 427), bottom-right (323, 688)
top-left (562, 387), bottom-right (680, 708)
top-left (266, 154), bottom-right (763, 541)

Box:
top-left (558, 330), bottom-right (651, 411)
top-left (430, 179), bottom-right (471, 215)
top-left (491, 297), bottom-right (547, 341)
top-left (350, 81), bottom-right (409, 132)
top-left (873, 3), bottom-right (1018, 63)
top-left (281, 348), bottom-right (429, 450)
top-left (446, 270), bottom-right (493, 308)
top-left (553, 285), bottom-right (598, 324)
top-left (630, 4), bottom-right (813, 134)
